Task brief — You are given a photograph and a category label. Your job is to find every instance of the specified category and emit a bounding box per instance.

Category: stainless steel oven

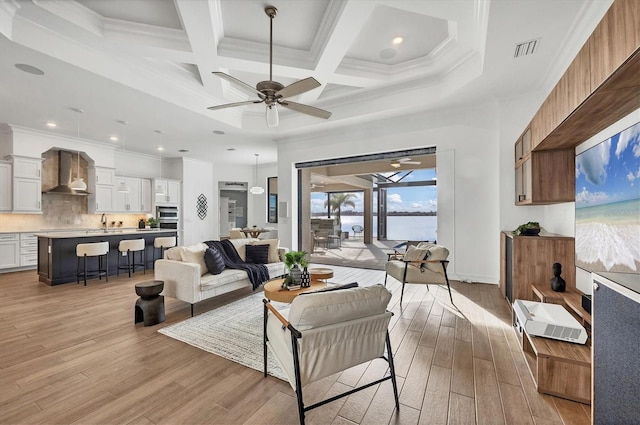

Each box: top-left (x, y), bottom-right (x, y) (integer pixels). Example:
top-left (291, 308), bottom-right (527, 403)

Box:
top-left (156, 206), bottom-right (179, 229)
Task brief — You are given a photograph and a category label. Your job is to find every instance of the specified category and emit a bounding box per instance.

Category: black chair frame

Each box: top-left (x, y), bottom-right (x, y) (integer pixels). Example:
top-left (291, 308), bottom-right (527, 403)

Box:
top-left (263, 300), bottom-right (399, 425)
top-left (117, 248), bottom-right (146, 278)
top-left (76, 252), bottom-right (109, 286)
top-left (384, 259), bottom-right (453, 304)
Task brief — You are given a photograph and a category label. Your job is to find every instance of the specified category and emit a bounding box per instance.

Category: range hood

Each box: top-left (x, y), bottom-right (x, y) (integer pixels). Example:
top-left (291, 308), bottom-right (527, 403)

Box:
top-left (44, 150), bottom-right (90, 195)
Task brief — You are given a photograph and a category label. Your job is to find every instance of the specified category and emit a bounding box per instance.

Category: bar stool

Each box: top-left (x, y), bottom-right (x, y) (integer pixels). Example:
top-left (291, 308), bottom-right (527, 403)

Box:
top-left (76, 241), bottom-right (109, 286)
top-left (117, 239), bottom-right (146, 278)
top-left (152, 236), bottom-right (177, 262)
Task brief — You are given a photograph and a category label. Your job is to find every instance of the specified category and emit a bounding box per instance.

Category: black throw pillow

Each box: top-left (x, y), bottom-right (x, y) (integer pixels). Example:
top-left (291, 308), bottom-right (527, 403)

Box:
top-left (204, 247), bottom-right (225, 275)
top-left (245, 244), bottom-right (269, 264)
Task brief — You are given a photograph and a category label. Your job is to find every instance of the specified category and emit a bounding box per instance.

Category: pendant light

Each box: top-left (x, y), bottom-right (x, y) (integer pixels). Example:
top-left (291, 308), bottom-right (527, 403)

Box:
top-left (69, 108), bottom-right (87, 191)
top-left (155, 130), bottom-right (165, 195)
top-left (117, 120), bottom-right (130, 193)
top-left (249, 153), bottom-right (265, 195)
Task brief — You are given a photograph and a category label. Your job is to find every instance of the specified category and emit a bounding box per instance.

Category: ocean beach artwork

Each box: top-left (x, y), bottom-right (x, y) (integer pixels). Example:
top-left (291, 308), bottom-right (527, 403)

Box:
top-left (575, 121), bottom-right (640, 274)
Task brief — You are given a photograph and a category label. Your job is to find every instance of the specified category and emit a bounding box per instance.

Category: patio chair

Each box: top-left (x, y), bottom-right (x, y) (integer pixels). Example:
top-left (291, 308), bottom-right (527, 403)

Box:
top-left (263, 284), bottom-right (399, 425)
top-left (384, 242), bottom-right (453, 304)
top-left (352, 224), bottom-right (363, 239)
top-left (312, 230), bottom-right (329, 251)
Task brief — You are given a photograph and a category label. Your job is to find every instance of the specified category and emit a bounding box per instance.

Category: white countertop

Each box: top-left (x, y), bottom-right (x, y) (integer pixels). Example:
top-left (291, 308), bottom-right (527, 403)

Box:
top-left (34, 228), bottom-right (177, 238)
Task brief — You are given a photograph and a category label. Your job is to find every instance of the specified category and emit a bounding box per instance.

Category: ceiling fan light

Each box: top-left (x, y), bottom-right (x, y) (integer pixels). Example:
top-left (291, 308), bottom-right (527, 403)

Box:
top-left (117, 181), bottom-right (130, 193)
top-left (266, 104), bottom-right (279, 127)
top-left (70, 177), bottom-right (87, 191)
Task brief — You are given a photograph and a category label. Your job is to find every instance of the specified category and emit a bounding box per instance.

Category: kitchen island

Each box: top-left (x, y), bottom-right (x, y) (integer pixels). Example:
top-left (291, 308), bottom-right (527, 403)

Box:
top-left (36, 229), bottom-right (178, 285)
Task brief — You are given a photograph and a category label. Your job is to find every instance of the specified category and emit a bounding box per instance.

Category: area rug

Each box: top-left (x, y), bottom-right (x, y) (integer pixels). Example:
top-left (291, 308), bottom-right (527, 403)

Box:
top-left (158, 293), bottom-right (287, 381)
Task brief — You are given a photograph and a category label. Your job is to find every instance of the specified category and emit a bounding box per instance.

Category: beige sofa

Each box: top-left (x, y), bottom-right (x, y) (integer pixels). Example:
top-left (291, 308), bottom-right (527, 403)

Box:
top-left (154, 238), bottom-right (286, 315)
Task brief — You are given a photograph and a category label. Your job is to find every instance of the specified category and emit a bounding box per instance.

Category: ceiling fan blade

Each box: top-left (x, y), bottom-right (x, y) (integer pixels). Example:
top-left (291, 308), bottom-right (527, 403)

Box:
top-left (276, 77), bottom-right (321, 99)
top-left (404, 161), bottom-right (421, 165)
top-left (212, 72), bottom-right (263, 97)
top-left (207, 100), bottom-right (263, 111)
top-left (279, 100), bottom-right (331, 119)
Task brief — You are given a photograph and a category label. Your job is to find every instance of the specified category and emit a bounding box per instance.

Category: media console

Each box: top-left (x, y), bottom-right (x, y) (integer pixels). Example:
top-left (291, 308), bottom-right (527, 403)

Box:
top-left (512, 283), bottom-right (592, 404)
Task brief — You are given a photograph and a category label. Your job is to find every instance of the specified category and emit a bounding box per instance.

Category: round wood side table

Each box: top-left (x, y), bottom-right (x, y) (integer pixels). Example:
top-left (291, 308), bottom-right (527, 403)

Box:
top-left (263, 278), bottom-right (327, 303)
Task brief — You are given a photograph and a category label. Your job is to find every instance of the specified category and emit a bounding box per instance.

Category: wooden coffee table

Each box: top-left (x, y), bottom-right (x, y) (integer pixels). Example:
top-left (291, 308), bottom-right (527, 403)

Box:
top-left (264, 278), bottom-right (327, 303)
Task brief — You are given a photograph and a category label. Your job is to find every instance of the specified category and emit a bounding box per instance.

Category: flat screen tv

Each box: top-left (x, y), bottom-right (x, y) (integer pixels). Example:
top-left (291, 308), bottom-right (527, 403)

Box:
top-left (575, 121), bottom-right (640, 274)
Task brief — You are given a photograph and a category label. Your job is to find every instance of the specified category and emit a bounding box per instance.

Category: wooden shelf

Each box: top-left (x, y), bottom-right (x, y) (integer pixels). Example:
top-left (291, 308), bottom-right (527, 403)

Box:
top-left (517, 282), bottom-right (593, 405)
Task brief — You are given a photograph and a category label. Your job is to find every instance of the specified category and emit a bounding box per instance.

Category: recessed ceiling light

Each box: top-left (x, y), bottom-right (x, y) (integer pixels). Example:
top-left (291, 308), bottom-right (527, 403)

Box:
top-left (15, 63), bottom-right (44, 75)
top-left (392, 36), bottom-right (403, 45)
top-left (110, 136), bottom-right (119, 141)
top-left (227, 148), bottom-right (236, 151)
top-left (178, 149), bottom-right (189, 153)
top-left (213, 130), bottom-right (225, 135)
top-left (379, 48), bottom-right (397, 59)
top-left (46, 122), bottom-right (57, 128)
top-left (157, 147), bottom-right (164, 151)
top-left (154, 130), bottom-right (164, 134)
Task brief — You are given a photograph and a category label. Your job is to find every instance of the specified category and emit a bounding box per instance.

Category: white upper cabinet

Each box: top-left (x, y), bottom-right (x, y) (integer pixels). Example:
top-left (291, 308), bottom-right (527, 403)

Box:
top-left (154, 178), bottom-right (181, 206)
top-left (0, 162), bottom-right (11, 211)
top-left (12, 156), bottom-right (41, 179)
top-left (140, 178), bottom-right (151, 213)
top-left (10, 156), bottom-right (42, 213)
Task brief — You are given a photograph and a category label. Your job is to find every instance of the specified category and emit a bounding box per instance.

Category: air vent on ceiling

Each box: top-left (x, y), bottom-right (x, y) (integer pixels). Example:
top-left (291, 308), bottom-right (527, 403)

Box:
top-left (514, 39), bottom-right (540, 58)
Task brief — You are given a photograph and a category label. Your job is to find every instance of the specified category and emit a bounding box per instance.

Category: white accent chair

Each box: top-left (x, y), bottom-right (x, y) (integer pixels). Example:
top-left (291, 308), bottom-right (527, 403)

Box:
top-left (263, 284), bottom-right (399, 425)
top-left (384, 242), bottom-right (453, 304)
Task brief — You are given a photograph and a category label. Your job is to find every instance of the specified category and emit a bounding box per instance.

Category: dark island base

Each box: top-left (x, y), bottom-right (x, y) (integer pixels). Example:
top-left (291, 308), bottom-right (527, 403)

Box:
top-left (37, 231), bottom-right (178, 285)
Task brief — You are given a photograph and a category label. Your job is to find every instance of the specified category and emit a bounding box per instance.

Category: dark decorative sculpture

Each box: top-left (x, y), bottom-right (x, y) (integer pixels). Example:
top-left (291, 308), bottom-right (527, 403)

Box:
top-left (550, 262), bottom-right (566, 292)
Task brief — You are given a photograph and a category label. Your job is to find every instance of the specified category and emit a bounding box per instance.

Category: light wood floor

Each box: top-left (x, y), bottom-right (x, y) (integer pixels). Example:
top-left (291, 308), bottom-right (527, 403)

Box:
top-left (0, 266), bottom-right (591, 425)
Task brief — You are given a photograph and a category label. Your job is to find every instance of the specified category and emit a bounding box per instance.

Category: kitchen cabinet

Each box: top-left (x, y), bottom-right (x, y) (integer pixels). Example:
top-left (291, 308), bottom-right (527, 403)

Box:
top-left (0, 161), bottom-right (11, 211)
top-left (140, 178), bottom-right (151, 213)
top-left (0, 233), bottom-right (20, 269)
top-left (515, 125), bottom-right (574, 205)
top-left (10, 156), bottom-right (42, 213)
top-left (155, 178), bottom-right (180, 206)
top-left (89, 167), bottom-right (115, 213)
top-left (13, 177), bottom-right (42, 212)
top-left (12, 156), bottom-right (42, 179)
top-left (19, 233), bottom-right (38, 267)
top-left (113, 176), bottom-right (141, 212)
top-left (499, 231), bottom-right (575, 304)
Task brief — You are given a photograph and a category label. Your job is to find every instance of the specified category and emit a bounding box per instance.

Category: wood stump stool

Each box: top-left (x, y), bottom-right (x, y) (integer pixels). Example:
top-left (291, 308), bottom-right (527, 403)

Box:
top-left (134, 280), bottom-right (165, 326)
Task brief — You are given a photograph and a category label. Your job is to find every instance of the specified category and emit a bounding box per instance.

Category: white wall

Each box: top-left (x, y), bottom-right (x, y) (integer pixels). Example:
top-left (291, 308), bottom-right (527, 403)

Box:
top-left (277, 103), bottom-right (501, 284)
top-left (181, 157), bottom-right (215, 245)
top-left (247, 162), bottom-right (278, 229)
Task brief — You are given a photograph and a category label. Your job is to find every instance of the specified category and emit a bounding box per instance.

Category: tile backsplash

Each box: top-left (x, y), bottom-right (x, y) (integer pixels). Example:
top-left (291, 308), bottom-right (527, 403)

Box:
top-left (0, 195), bottom-right (147, 231)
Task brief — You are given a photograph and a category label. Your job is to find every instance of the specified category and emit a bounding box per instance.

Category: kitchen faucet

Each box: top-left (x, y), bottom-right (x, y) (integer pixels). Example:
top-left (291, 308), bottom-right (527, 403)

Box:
top-left (101, 213), bottom-right (108, 232)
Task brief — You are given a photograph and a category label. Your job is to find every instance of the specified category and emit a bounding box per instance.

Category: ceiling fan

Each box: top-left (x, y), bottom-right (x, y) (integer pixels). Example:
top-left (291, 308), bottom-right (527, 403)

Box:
top-left (207, 6), bottom-right (332, 127)
top-left (390, 158), bottom-right (421, 168)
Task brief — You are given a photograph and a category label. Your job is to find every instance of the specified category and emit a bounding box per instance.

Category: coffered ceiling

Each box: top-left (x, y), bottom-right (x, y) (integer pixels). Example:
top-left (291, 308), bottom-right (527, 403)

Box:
top-left (0, 0), bottom-right (610, 165)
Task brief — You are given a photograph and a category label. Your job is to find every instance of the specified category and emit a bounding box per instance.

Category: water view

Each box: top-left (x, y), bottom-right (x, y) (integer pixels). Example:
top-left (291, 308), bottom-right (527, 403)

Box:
top-left (339, 215), bottom-right (437, 242)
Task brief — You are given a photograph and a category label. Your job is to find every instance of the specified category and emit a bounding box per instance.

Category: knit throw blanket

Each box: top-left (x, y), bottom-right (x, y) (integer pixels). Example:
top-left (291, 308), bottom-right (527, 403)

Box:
top-left (205, 240), bottom-right (269, 290)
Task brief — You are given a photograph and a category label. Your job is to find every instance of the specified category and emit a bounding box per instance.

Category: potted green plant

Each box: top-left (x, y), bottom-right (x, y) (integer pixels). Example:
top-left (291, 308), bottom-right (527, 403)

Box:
top-left (283, 251), bottom-right (308, 289)
top-left (147, 217), bottom-right (160, 228)
top-left (513, 221), bottom-right (540, 236)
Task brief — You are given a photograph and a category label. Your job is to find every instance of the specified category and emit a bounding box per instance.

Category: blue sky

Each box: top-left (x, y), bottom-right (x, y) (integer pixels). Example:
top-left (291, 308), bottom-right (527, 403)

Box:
top-left (575, 121), bottom-right (640, 208)
top-left (311, 168), bottom-right (438, 213)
